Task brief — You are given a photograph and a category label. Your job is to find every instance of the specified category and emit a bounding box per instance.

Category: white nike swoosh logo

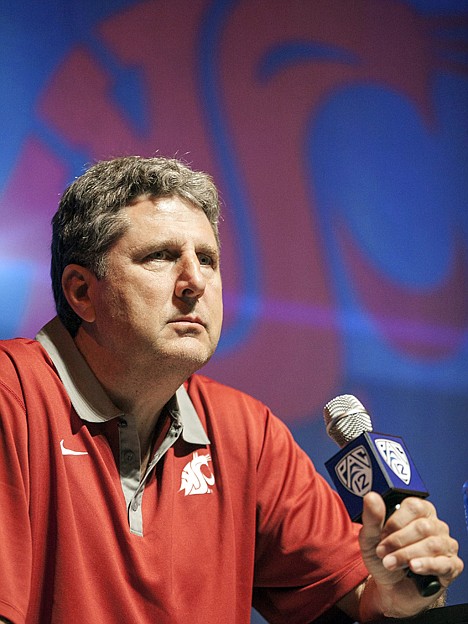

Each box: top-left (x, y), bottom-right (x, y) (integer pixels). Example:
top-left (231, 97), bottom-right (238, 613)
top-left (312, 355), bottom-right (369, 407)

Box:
top-left (60, 439), bottom-right (89, 456)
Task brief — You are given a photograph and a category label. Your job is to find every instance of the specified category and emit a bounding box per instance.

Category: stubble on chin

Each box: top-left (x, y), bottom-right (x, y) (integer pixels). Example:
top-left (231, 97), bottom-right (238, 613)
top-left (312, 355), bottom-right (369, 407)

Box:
top-left (152, 334), bottom-right (218, 376)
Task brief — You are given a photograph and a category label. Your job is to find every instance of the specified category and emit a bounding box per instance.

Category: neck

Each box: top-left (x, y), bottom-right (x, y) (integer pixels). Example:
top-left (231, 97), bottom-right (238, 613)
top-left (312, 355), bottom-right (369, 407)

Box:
top-left (73, 327), bottom-right (190, 452)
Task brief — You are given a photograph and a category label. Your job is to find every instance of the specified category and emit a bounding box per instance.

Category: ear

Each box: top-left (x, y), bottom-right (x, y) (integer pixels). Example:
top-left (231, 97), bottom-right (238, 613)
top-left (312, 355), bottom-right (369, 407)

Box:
top-left (61, 264), bottom-right (97, 324)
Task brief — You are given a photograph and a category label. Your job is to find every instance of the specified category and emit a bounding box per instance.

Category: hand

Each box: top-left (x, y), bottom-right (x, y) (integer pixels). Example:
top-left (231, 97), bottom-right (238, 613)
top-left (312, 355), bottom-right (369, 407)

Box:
top-left (358, 492), bottom-right (464, 618)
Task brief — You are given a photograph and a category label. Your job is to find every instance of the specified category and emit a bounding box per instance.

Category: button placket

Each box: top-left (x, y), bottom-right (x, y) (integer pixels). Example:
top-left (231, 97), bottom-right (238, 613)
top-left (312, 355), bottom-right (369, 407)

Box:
top-left (145, 420), bottom-right (183, 475)
top-left (118, 413), bottom-right (184, 536)
top-left (117, 415), bottom-right (143, 534)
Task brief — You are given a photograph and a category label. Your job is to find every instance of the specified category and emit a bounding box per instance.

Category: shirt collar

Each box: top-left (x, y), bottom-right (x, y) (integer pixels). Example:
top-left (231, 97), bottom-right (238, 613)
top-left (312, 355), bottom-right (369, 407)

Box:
top-left (36, 317), bottom-right (210, 445)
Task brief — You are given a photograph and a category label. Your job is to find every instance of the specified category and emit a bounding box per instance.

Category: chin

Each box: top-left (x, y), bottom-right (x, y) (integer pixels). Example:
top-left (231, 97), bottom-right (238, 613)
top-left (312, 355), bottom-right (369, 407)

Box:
top-left (162, 341), bottom-right (215, 371)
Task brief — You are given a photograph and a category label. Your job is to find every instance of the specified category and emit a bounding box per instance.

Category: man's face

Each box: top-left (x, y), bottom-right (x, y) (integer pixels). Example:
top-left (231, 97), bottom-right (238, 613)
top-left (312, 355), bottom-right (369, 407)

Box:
top-left (84, 195), bottom-right (223, 372)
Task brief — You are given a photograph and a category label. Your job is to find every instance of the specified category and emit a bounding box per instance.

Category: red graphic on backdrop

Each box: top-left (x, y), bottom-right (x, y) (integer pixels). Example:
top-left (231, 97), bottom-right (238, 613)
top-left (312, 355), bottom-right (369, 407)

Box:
top-left (2, 0), bottom-right (466, 422)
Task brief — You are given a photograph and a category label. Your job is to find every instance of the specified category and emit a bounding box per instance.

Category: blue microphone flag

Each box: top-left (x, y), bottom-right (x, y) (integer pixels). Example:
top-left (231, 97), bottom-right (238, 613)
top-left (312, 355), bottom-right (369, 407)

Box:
top-left (325, 431), bottom-right (429, 522)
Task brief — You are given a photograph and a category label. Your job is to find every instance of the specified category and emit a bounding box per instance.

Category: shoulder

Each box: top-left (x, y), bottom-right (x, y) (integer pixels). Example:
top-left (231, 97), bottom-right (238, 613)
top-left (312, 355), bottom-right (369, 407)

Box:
top-left (0, 337), bottom-right (52, 369)
top-left (0, 338), bottom-right (55, 399)
top-left (186, 373), bottom-right (267, 410)
top-left (0, 336), bottom-right (48, 359)
top-left (185, 373), bottom-right (272, 430)
top-left (185, 373), bottom-right (296, 451)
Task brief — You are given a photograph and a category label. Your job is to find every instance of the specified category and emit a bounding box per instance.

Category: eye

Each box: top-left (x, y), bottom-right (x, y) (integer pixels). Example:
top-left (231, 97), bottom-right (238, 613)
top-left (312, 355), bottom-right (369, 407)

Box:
top-left (198, 253), bottom-right (214, 266)
top-left (146, 249), bottom-right (172, 262)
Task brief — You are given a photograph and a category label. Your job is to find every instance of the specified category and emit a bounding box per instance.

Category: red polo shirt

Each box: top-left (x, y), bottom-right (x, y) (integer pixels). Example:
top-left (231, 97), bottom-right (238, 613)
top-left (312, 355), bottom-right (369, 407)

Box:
top-left (0, 318), bottom-right (368, 623)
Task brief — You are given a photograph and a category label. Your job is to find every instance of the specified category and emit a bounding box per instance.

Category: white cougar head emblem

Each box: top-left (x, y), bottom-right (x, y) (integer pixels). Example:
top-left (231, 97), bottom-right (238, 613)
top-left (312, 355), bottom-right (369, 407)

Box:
top-left (179, 451), bottom-right (215, 496)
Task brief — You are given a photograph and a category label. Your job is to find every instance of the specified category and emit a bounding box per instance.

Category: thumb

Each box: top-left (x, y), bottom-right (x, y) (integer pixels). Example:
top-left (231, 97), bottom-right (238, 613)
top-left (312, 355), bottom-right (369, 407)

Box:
top-left (359, 492), bottom-right (387, 560)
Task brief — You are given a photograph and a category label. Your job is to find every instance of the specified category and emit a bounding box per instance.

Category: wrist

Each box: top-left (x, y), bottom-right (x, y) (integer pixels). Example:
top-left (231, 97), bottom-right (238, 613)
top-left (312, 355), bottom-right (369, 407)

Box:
top-left (357, 576), bottom-right (385, 623)
top-left (358, 575), bottom-right (446, 622)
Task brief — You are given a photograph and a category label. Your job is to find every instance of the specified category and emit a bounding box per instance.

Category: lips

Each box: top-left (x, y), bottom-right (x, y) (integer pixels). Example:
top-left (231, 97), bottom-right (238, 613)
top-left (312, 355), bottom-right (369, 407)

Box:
top-left (169, 316), bottom-right (206, 328)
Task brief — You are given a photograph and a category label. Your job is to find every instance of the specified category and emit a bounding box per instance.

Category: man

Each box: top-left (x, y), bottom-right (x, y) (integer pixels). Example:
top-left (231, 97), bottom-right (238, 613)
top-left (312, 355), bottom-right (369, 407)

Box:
top-left (0, 156), bottom-right (463, 623)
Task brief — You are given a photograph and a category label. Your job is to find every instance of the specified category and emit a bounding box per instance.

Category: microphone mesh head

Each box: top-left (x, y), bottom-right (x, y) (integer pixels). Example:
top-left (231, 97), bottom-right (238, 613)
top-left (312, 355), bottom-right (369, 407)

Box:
top-left (323, 394), bottom-right (373, 448)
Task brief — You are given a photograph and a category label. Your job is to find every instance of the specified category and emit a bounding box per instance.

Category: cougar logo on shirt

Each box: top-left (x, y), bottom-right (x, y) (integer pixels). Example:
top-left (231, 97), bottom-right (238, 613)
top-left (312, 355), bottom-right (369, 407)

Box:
top-left (179, 451), bottom-right (215, 496)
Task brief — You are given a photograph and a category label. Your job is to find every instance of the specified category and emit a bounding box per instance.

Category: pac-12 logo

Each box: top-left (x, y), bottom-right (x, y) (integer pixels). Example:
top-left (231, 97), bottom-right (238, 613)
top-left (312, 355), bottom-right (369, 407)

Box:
top-left (335, 445), bottom-right (372, 497)
top-left (375, 439), bottom-right (411, 485)
top-left (179, 451), bottom-right (215, 496)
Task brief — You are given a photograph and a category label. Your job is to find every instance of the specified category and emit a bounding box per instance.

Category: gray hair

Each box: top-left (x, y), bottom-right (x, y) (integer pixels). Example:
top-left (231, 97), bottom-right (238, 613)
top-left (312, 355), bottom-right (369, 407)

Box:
top-left (51, 155), bottom-right (221, 335)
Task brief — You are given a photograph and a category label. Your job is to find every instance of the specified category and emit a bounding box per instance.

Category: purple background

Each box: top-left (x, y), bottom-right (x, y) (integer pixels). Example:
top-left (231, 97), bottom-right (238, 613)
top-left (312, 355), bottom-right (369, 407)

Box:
top-left (1, 0), bottom-right (467, 614)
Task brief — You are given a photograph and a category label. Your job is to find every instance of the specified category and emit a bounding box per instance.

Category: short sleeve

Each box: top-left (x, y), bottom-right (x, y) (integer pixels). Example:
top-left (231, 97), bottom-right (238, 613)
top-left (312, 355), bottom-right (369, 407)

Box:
top-left (0, 349), bottom-right (32, 624)
top-left (253, 410), bottom-right (368, 623)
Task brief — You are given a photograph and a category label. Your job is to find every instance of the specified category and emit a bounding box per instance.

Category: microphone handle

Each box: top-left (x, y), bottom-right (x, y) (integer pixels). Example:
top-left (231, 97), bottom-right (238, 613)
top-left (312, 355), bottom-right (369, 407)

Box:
top-left (387, 502), bottom-right (441, 598)
top-left (406, 569), bottom-right (441, 598)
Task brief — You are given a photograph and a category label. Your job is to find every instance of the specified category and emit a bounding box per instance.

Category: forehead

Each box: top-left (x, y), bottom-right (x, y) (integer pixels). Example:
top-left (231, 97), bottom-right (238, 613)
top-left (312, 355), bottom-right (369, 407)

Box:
top-left (119, 195), bottom-right (218, 247)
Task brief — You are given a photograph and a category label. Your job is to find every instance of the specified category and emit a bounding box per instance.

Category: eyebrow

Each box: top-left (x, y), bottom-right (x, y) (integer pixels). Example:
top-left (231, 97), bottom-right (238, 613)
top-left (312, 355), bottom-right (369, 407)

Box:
top-left (132, 238), bottom-right (220, 257)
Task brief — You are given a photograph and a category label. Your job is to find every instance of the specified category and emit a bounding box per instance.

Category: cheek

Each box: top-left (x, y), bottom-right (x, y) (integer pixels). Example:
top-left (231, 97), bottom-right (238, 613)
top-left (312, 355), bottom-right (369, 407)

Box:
top-left (129, 288), bottom-right (170, 322)
top-left (97, 283), bottom-right (137, 322)
top-left (211, 287), bottom-right (224, 325)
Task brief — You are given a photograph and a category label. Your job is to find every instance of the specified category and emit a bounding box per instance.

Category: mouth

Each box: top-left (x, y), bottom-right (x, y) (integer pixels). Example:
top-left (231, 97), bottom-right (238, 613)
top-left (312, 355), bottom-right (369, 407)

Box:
top-left (169, 316), bottom-right (206, 328)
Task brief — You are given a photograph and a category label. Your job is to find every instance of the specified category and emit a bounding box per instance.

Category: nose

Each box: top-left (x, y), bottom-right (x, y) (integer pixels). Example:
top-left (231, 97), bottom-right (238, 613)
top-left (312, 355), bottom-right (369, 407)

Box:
top-left (175, 254), bottom-right (206, 302)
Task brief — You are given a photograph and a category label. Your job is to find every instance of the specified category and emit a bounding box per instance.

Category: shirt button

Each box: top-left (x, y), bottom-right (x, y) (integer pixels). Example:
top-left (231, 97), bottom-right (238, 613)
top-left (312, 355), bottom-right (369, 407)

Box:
top-left (123, 450), bottom-right (135, 463)
top-left (131, 500), bottom-right (139, 511)
top-left (118, 418), bottom-right (128, 428)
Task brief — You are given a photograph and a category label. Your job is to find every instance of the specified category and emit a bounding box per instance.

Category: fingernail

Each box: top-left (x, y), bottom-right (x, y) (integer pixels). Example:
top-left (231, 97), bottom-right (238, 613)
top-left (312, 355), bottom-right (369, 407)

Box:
top-left (375, 544), bottom-right (386, 558)
top-left (411, 559), bottom-right (422, 572)
top-left (383, 554), bottom-right (397, 570)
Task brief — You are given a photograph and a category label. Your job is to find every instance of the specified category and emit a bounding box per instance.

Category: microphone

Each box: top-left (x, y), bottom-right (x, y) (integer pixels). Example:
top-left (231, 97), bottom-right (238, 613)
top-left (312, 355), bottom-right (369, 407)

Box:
top-left (323, 394), bottom-right (441, 598)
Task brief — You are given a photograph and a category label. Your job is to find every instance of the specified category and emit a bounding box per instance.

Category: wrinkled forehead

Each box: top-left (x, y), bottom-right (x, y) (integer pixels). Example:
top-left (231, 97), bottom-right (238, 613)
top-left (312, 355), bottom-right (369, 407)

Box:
top-left (114, 195), bottom-right (220, 252)
top-left (123, 193), bottom-right (220, 247)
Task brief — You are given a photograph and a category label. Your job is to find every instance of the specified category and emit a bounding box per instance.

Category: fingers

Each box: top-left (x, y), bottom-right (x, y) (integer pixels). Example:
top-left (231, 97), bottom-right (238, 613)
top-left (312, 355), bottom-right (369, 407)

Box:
top-left (379, 496), bottom-right (438, 541)
top-left (358, 493), bottom-right (464, 617)
top-left (372, 496), bottom-right (464, 586)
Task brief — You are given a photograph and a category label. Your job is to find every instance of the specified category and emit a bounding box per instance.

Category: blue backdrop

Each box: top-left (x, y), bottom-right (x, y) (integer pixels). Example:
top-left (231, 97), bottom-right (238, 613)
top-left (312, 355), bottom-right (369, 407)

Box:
top-left (1, 0), bottom-right (467, 614)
